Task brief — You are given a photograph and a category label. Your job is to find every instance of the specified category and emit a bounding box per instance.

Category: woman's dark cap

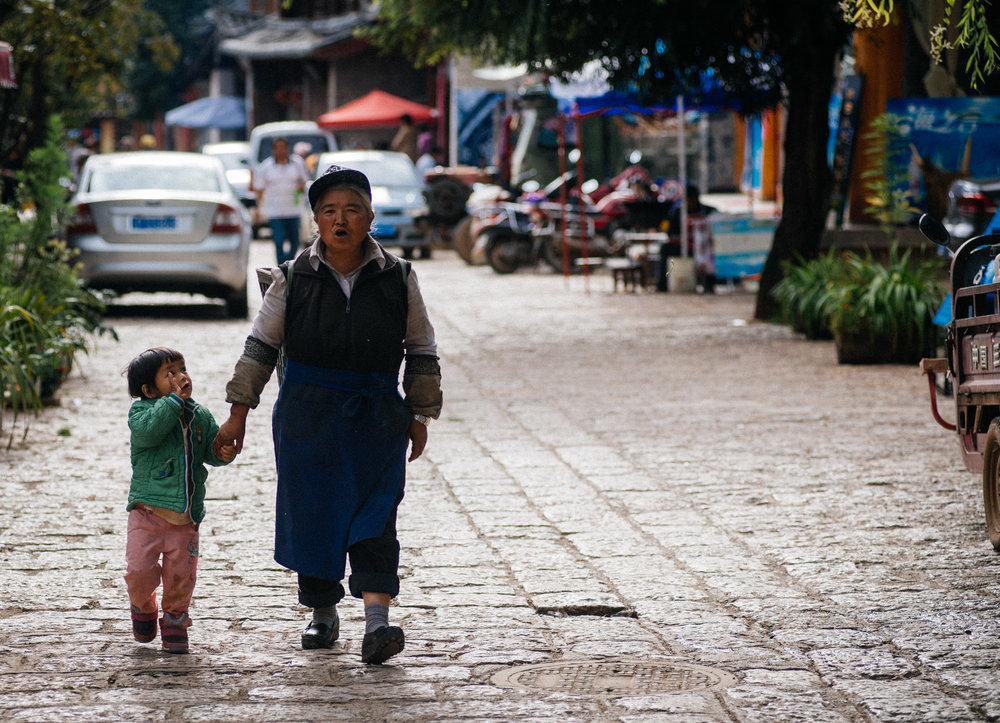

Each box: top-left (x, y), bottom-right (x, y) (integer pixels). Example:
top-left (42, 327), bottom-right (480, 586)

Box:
top-left (308, 164), bottom-right (372, 208)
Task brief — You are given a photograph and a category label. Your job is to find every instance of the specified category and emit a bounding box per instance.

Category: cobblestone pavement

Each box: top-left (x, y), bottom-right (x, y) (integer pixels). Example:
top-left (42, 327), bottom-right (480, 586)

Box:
top-left (3, 241), bottom-right (999, 722)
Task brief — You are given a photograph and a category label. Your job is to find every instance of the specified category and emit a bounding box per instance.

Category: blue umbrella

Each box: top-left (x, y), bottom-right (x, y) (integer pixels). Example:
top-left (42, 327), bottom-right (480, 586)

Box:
top-left (164, 96), bottom-right (247, 130)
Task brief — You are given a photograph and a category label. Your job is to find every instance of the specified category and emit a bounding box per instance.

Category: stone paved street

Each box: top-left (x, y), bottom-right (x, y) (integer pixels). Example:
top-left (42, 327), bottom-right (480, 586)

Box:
top-left (3, 241), bottom-right (1000, 722)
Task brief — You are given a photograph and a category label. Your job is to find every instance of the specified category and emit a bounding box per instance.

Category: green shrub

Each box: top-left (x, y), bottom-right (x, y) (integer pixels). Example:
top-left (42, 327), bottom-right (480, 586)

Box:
top-left (772, 252), bottom-right (847, 339)
top-left (828, 245), bottom-right (943, 361)
top-left (0, 115), bottom-right (114, 443)
top-left (771, 245), bottom-right (945, 362)
top-left (861, 112), bottom-right (918, 228)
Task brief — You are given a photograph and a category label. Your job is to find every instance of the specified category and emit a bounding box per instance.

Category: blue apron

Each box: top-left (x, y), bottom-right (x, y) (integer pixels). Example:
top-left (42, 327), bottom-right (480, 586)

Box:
top-left (271, 360), bottom-right (410, 581)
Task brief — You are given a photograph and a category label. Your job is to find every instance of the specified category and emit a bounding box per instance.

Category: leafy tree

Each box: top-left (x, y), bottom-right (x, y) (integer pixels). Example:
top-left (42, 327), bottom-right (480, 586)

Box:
top-left (126, 0), bottom-right (214, 123)
top-left (843, 0), bottom-right (998, 89)
top-left (0, 1), bottom-right (174, 166)
top-left (365, 0), bottom-right (996, 320)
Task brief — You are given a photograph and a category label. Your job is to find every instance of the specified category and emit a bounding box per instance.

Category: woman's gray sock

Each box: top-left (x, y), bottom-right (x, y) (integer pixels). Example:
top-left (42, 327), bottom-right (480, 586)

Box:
top-left (312, 605), bottom-right (338, 627)
top-left (364, 603), bottom-right (389, 634)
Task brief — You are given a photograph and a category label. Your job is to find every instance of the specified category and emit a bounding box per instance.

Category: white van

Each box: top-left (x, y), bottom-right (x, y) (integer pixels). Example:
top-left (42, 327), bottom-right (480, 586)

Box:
top-left (248, 120), bottom-right (337, 176)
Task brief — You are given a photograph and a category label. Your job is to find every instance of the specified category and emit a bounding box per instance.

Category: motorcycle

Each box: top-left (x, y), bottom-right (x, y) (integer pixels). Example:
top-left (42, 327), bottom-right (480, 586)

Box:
top-left (472, 202), bottom-right (541, 274)
top-left (476, 152), bottom-right (671, 275)
top-left (455, 184), bottom-right (512, 265)
top-left (519, 160), bottom-right (662, 273)
top-left (476, 195), bottom-right (625, 275)
top-left (526, 200), bottom-right (624, 273)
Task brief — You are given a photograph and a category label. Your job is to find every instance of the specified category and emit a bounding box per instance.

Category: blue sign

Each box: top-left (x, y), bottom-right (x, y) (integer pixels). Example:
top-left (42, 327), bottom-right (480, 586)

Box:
top-left (886, 97), bottom-right (1000, 216)
top-left (988, 207), bottom-right (1000, 234)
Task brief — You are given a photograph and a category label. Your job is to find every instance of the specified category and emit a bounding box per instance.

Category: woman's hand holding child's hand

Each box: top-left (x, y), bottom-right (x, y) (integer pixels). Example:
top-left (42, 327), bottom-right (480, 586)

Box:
top-left (213, 436), bottom-right (238, 462)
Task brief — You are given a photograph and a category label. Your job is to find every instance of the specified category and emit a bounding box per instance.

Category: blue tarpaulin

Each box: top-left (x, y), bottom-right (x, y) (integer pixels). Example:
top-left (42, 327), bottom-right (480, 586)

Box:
top-left (553, 69), bottom-right (746, 117)
top-left (164, 96), bottom-right (247, 130)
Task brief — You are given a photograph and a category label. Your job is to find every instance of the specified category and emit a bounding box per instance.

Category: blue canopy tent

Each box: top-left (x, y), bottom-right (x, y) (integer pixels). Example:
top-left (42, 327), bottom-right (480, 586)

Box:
top-left (164, 96), bottom-right (247, 130)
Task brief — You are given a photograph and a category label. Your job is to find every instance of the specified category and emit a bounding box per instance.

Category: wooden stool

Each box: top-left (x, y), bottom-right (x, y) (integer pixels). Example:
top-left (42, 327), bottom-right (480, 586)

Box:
top-left (608, 261), bottom-right (644, 292)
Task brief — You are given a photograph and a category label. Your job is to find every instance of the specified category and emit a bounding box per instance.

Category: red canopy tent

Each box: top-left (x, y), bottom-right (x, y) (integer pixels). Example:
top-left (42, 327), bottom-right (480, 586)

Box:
top-left (317, 90), bottom-right (437, 131)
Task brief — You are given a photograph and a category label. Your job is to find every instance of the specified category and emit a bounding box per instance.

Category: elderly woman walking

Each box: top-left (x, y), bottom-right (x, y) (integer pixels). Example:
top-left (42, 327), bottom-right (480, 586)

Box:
top-left (217, 165), bottom-right (442, 664)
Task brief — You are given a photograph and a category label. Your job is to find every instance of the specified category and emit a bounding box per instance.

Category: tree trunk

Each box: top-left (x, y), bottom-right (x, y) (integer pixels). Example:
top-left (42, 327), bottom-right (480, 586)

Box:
top-left (753, 47), bottom-right (840, 321)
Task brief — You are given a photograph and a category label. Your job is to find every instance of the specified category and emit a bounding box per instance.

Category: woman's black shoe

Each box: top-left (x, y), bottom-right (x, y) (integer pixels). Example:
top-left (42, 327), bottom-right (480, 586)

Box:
top-left (361, 625), bottom-right (404, 664)
top-left (301, 619), bottom-right (339, 649)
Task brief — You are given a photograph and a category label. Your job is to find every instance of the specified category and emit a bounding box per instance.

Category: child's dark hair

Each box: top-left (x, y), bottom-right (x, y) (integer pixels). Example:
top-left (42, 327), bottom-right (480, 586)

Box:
top-left (124, 347), bottom-right (184, 399)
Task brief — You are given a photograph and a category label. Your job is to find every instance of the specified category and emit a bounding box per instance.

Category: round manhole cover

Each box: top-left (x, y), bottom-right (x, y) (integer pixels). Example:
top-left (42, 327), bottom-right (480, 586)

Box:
top-left (491, 660), bottom-right (735, 696)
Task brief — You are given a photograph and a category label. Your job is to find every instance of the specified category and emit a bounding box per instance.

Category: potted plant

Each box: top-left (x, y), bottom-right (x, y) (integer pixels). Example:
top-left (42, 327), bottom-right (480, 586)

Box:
top-left (828, 245), bottom-right (943, 364)
top-left (772, 252), bottom-right (844, 339)
top-left (771, 246), bottom-right (944, 364)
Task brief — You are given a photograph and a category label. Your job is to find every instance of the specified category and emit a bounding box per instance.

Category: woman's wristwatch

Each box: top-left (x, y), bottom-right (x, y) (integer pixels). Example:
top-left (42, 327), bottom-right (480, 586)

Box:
top-left (412, 414), bottom-right (430, 426)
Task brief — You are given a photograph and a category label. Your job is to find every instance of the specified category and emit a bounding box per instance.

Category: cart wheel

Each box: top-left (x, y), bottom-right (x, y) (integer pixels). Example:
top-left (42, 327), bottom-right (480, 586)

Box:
top-left (485, 236), bottom-right (522, 274)
top-left (981, 419), bottom-right (1000, 550)
top-left (427, 178), bottom-right (470, 224)
top-left (453, 217), bottom-right (474, 263)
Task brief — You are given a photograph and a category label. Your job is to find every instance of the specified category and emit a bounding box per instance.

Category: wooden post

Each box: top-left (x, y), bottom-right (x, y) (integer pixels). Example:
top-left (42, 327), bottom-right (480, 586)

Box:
top-left (849, 21), bottom-right (904, 224)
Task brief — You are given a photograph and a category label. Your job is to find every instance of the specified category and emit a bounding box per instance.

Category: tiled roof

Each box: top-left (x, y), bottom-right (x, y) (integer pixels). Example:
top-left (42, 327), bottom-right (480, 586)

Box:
top-left (219, 10), bottom-right (376, 59)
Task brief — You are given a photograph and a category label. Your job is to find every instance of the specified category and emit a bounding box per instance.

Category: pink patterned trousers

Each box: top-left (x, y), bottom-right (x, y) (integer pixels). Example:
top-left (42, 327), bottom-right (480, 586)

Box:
top-left (124, 507), bottom-right (199, 619)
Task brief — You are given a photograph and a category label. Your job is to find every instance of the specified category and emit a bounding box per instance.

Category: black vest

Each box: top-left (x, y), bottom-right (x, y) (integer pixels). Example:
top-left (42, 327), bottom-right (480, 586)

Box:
top-left (283, 253), bottom-right (408, 374)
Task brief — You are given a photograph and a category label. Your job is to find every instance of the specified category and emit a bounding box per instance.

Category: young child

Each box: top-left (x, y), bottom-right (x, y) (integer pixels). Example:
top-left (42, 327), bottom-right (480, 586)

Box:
top-left (123, 347), bottom-right (236, 653)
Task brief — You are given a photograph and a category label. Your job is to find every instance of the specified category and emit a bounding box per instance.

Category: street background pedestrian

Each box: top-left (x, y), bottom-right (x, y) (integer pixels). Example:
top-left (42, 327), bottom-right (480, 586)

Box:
top-left (389, 113), bottom-right (419, 162)
top-left (252, 137), bottom-right (309, 264)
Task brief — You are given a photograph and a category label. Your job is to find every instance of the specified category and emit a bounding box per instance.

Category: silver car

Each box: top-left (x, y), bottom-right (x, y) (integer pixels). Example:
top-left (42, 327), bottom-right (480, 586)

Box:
top-left (310, 150), bottom-right (431, 258)
top-left (67, 151), bottom-right (253, 317)
top-left (201, 141), bottom-right (253, 208)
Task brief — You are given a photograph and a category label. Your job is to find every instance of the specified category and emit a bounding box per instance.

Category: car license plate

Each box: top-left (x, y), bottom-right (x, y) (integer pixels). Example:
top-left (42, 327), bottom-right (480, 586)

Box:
top-left (130, 215), bottom-right (177, 231)
top-left (375, 222), bottom-right (396, 237)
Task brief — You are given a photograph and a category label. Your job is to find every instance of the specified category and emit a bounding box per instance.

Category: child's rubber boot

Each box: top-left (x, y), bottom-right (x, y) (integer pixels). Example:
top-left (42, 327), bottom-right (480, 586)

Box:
top-left (130, 605), bottom-right (157, 643)
top-left (160, 611), bottom-right (191, 654)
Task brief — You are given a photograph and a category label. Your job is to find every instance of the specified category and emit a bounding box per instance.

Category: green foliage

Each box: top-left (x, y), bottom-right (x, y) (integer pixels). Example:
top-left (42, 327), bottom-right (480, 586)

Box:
top-left (828, 246), bottom-right (943, 354)
top-left (772, 253), bottom-right (848, 339)
top-left (932, 0), bottom-right (999, 89)
top-left (841, 0), bottom-right (998, 90)
top-left (126, 0), bottom-right (209, 121)
top-left (366, 0), bottom-right (997, 104)
top-left (0, 292), bottom-right (50, 435)
top-left (0, 116), bottom-right (115, 443)
top-left (842, 0), bottom-right (896, 26)
top-left (363, 0), bottom-right (848, 110)
top-left (0, 1), bottom-right (176, 165)
top-left (771, 246), bottom-right (945, 362)
top-left (860, 113), bottom-right (918, 229)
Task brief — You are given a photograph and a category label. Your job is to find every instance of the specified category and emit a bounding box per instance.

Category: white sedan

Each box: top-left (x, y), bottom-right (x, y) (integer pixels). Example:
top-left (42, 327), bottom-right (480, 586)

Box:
top-left (67, 151), bottom-right (253, 317)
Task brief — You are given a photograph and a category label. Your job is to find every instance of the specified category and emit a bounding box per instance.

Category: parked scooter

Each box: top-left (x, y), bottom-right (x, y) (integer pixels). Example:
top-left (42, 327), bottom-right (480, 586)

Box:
top-left (526, 151), bottom-right (668, 267)
top-left (526, 200), bottom-right (625, 272)
top-left (476, 202), bottom-right (539, 274)
top-left (454, 184), bottom-right (512, 264)
top-left (475, 152), bottom-right (670, 275)
top-left (472, 191), bottom-right (594, 275)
